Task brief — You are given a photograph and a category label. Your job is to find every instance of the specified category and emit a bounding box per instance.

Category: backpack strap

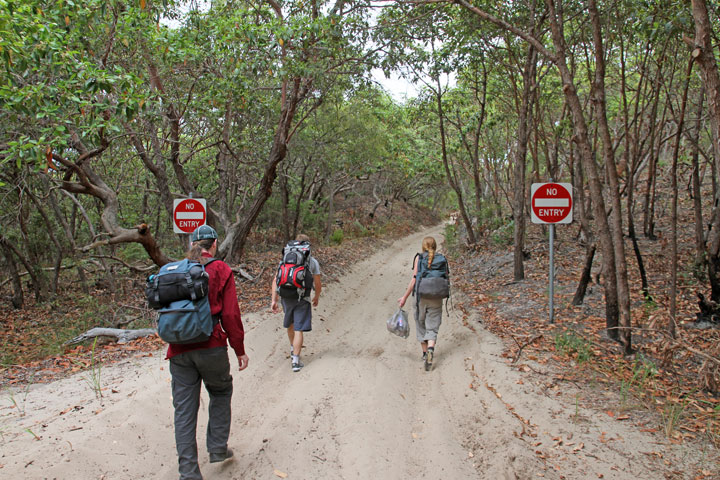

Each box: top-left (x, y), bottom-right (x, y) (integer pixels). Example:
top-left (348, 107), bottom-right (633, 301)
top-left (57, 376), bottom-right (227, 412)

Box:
top-left (202, 258), bottom-right (222, 327)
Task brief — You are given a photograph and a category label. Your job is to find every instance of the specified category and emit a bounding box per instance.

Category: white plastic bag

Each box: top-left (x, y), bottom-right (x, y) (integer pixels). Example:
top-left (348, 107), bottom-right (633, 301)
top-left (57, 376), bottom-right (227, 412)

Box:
top-left (387, 309), bottom-right (409, 338)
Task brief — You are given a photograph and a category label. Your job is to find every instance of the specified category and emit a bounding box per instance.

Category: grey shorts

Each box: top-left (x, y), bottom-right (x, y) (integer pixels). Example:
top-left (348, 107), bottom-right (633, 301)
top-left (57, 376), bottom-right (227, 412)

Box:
top-left (281, 297), bottom-right (312, 332)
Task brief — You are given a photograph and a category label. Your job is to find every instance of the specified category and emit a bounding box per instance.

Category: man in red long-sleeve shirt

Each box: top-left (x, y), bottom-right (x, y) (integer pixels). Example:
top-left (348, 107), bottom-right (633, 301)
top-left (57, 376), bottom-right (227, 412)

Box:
top-left (166, 225), bottom-right (249, 480)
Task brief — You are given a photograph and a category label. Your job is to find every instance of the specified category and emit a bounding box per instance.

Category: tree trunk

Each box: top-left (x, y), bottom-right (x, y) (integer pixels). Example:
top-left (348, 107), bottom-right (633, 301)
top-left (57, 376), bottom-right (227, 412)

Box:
top-left (0, 236), bottom-right (41, 302)
top-left (668, 57), bottom-right (694, 337)
top-left (572, 244), bottom-right (596, 306)
top-left (546, 1), bottom-right (622, 345)
top-left (689, 0), bottom-right (720, 302)
top-left (435, 75), bottom-right (477, 245)
top-left (513, 42), bottom-right (537, 281)
top-left (1, 241), bottom-right (24, 309)
top-left (691, 86), bottom-right (706, 276)
top-left (588, 0), bottom-right (632, 352)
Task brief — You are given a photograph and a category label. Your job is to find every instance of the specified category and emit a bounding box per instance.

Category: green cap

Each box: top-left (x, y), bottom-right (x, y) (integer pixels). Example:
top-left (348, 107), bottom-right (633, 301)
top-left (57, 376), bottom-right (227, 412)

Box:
top-left (190, 225), bottom-right (218, 242)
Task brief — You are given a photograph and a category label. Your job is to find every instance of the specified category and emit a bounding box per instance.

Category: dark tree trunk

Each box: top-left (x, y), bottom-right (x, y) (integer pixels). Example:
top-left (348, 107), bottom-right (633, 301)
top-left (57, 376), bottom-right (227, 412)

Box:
top-left (572, 244), bottom-right (596, 306)
top-left (691, 86), bottom-right (706, 275)
top-left (1, 241), bottom-right (24, 309)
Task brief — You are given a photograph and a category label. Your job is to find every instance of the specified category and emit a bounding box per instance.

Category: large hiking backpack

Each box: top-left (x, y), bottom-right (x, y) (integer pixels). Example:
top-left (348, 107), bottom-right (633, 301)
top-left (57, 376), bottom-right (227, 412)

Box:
top-left (146, 258), bottom-right (219, 344)
top-left (275, 240), bottom-right (313, 300)
top-left (415, 252), bottom-right (450, 300)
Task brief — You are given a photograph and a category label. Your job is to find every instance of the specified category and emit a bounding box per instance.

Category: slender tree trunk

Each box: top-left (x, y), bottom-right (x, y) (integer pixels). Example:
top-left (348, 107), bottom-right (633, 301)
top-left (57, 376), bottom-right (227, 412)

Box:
top-left (572, 142), bottom-right (597, 305)
top-left (1, 241), bottom-right (24, 309)
top-left (620, 37), bottom-right (651, 300)
top-left (668, 57), bottom-right (694, 337)
top-left (692, 87), bottom-right (707, 275)
top-left (435, 76), bottom-right (477, 244)
top-left (573, 245), bottom-right (596, 306)
top-left (588, 0), bottom-right (632, 352)
top-left (513, 43), bottom-right (537, 281)
top-left (0, 236), bottom-right (41, 302)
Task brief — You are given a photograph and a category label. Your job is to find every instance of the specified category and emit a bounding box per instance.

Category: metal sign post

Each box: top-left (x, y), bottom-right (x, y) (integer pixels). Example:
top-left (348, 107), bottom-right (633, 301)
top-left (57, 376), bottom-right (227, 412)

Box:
top-left (531, 182), bottom-right (573, 324)
top-left (549, 223), bottom-right (555, 323)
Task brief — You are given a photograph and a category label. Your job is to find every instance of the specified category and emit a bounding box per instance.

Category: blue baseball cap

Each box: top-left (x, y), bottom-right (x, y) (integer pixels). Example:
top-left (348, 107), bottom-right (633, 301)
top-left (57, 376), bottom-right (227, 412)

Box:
top-left (190, 225), bottom-right (218, 242)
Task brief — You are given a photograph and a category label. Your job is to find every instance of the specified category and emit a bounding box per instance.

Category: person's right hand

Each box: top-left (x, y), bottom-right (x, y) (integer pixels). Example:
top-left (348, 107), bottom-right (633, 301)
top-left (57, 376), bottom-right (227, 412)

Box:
top-left (398, 297), bottom-right (406, 308)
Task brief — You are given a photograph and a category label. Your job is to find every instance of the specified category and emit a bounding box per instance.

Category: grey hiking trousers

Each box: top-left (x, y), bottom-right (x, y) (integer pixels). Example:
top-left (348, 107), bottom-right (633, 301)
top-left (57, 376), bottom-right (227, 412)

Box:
top-left (415, 297), bottom-right (443, 342)
top-left (169, 347), bottom-right (233, 480)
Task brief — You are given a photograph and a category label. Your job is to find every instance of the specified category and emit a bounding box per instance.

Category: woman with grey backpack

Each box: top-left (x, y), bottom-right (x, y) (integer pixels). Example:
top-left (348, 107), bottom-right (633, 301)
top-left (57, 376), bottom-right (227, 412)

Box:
top-left (398, 236), bottom-right (450, 371)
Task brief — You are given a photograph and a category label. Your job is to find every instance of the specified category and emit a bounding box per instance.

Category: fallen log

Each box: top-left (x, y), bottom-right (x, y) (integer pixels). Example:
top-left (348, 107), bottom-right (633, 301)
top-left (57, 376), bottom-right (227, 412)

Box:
top-left (64, 328), bottom-right (156, 345)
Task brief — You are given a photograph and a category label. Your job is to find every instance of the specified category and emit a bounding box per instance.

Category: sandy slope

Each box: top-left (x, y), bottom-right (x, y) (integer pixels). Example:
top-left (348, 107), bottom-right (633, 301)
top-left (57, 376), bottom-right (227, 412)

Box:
top-left (0, 227), bottom-right (711, 479)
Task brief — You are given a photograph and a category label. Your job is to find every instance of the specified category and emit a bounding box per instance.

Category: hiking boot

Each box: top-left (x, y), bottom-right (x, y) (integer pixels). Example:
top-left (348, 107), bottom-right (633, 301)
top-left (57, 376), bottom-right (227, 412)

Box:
top-left (209, 448), bottom-right (234, 463)
top-left (424, 350), bottom-right (434, 371)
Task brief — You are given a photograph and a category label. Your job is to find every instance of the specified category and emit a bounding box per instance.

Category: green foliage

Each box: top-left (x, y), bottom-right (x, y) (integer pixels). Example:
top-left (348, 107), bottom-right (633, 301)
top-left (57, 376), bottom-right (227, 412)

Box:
top-left (330, 228), bottom-right (344, 245)
top-left (350, 220), bottom-right (371, 238)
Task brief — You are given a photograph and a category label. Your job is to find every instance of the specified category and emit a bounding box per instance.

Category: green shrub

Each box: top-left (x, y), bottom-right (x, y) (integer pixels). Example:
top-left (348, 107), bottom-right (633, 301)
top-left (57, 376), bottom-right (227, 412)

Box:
top-left (330, 228), bottom-right (344, 245)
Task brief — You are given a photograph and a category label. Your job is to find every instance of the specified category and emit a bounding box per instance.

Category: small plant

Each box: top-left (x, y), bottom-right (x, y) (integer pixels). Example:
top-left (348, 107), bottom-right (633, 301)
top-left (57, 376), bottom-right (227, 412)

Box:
top-left (662, 399), bottom-right (687, 439)
top-left (24, 428), bottom-right (40, 441)
top-left (554, 331), bottom-right (593, 364)
top-left (330, 228), bottom-right (344, 245)
top-left (619, 379), bottom-right (631, 407)
top-left (572, 393), bottom-right (581, 423)
top-left (71, 338), bottom-right (103, 399)
top-left (4, 381), bottom-right (32, 417)
top-left (631, 356), bottom-right (658, 390)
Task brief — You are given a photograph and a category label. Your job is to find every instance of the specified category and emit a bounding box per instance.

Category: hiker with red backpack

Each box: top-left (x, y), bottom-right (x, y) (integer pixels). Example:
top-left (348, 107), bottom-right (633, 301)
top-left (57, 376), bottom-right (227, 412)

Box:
top-left (270, 234), bottom-right (322, 372)
top-left (160, 225), bottom-right (249, 480)
top-left (398, 236), bottom-right (450, 371)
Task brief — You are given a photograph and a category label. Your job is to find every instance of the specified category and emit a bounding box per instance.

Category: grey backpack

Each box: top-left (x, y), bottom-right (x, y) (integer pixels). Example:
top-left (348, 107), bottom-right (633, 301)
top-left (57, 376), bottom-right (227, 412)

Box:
top-left (415, 252), bottom-right (450, 300)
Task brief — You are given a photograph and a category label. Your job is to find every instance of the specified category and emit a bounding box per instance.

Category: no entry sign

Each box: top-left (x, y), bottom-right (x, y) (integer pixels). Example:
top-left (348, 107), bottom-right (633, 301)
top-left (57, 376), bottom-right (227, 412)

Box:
top-left (173, 198), bottom-right (207, 234)
top-left (531, 183), bottom-right (573, 224)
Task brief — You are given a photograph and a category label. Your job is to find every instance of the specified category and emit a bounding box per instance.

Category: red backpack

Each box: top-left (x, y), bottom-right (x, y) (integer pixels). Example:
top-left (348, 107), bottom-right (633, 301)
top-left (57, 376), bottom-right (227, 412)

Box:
top-left (275, 241), bottom-right (313, 299)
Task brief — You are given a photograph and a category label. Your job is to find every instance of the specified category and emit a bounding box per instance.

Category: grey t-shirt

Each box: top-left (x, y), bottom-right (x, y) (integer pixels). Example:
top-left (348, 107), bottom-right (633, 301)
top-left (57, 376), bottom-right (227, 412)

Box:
top-left (307, 256), bottom-right (321, 276)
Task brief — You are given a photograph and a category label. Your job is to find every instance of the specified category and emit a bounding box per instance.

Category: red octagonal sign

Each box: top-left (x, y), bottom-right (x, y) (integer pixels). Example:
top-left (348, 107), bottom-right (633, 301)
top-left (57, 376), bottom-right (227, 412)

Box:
top-left (531, 183), bottom-right (573, 224)
top-left (173, 198), bottom-right (207, 234)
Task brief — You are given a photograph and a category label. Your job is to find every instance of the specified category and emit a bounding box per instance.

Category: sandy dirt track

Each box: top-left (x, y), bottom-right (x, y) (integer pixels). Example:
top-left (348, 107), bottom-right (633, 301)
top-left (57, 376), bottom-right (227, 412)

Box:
top-left (0, 226), bottom-right (709, 479)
